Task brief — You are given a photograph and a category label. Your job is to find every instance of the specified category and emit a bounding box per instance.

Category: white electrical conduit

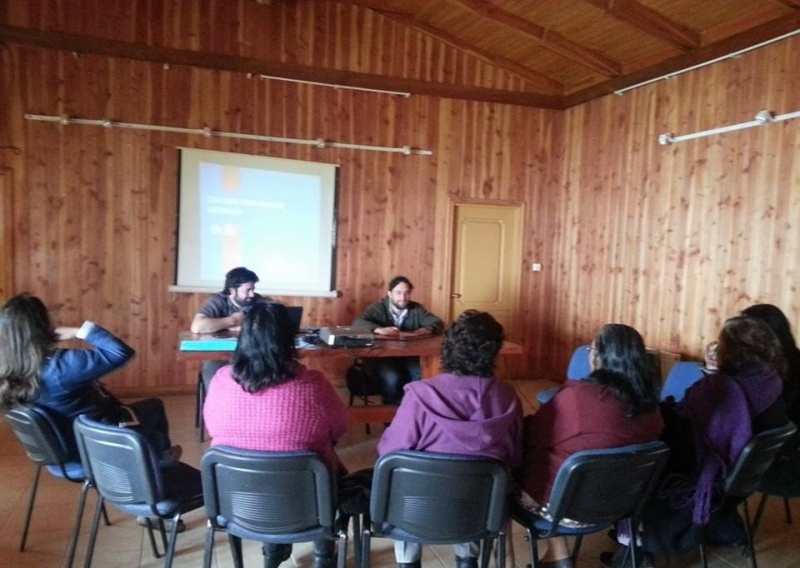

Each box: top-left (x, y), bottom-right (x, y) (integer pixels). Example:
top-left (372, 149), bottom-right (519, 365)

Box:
top-left (658, 109), bottom-right (800, 145)
top-left (23, 114), bottom-right (433, 156)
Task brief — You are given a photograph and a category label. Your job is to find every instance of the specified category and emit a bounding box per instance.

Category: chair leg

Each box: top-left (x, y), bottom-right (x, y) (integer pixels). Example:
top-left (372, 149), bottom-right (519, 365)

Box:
top-left (751, 494), bottom-right (769, 538)
top-left (360, 529), bottom-right (371, 568)
top-left (142, 518), bottom-right (166, 559)
top-left (740, 500), bottom-right (758, 568)
top-left (196, 372), bottom-right (207, 442)
top-left (64, 480), bottom-right (92, 568)
top-left (229, 534), bottom-right (243, 568)
top-left (337, 530), bottom-right (349, 568)
top-left (163, 514), bottom-right (182, 568)
top-left (83, 495), bottom-right (106, 568)
top-left (699, 543), bottom-right (708, 568)
top-left (19, 464), bottom-right (43, 551)
top-left (525, 528), bottom-right (539, 568)
top-left (784, 497), bottom-right (792, 524)
top-left (203, 520), bottom-right (215, 568)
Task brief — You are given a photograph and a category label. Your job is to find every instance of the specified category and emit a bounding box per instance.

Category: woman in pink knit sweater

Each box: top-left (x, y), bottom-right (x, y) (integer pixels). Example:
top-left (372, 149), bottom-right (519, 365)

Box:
top-left (204, 301), bottom-right (349, 568)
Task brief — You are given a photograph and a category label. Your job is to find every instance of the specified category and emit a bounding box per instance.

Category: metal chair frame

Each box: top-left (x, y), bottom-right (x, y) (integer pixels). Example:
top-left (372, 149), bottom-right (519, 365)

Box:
top-left (361, 451), bottom-right (509, 568)
top-left (510, 441), bottom-right (670, 568)
top-left (201, 446), bottom-right (349, 568)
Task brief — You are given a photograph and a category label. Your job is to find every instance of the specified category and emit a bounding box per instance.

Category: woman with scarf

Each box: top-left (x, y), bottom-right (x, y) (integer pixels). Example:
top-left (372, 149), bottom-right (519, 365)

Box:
top-left (633, 316), bottom-right (788, 563)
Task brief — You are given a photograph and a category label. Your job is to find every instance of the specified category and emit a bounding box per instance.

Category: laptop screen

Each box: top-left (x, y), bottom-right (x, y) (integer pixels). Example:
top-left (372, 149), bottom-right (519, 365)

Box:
top-left (285, 306), bottom-right (303, 334)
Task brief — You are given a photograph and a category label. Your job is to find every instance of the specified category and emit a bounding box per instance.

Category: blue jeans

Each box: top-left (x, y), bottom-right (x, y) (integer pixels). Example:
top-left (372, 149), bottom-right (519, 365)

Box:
top-left (364, 356), bottom-right (421, 404)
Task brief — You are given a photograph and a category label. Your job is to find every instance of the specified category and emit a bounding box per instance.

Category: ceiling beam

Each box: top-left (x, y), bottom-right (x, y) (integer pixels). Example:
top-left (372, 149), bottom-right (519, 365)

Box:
top-left (562, 13), bottom-right (800, 108)
top-left (451, 0), bottom-right (622, 77)
top-left (373, 8), bottom-right (564, 94)
top-left (0, 25), bottom-right (564, 109)
top-left (582, 0), bottom-right (701, 50)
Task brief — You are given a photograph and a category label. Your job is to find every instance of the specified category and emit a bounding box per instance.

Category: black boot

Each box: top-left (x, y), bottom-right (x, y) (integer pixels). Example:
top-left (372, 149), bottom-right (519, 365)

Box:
top-left (313, 539), bottom-right (336, 568)
top-left (397, 562), bottom-right (421, 568)
top-left (599, 546), bottom-right (654, 568)
top-left (263, 543), bottom-right (292, 568)
top-left (455, 556), bottom-right (478, 568)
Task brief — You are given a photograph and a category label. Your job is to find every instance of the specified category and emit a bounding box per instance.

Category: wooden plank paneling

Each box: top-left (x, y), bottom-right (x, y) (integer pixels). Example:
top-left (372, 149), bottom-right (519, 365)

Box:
top-left (1, 0), bottom-right (799, 393)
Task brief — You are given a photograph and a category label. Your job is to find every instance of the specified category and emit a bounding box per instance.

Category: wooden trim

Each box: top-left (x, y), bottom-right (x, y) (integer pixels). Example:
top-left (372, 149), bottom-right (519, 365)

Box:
top-left (0, 24), bottom-right (565, 109)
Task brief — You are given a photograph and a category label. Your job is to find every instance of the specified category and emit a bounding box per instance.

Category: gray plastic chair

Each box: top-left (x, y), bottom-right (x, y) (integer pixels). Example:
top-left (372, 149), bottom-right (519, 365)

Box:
top-left (3, 405), bottom-right (109, 568)
top-left (510, 441), bottom-right (670, 568)
top-left (74, 414), bottom-right (204, 568)
top-left (201, 446), bottom-right (349, 568)
top-left (361, 451), bottom-right (508, 568)
top-left (698, 421), bottom-right (797, 568)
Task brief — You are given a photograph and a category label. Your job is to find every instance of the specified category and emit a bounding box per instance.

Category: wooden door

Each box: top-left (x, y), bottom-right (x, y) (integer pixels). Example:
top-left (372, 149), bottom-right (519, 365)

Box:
top-left (449, 204), bottom-right (522, 334)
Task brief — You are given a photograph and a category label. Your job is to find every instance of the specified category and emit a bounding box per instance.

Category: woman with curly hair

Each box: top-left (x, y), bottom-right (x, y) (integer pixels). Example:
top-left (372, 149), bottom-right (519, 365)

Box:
top-left (376, 310), bottom-right (523, 568)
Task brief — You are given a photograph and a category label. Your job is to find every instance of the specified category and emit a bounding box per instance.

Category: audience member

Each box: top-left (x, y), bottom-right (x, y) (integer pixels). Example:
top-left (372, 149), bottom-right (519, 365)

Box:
top-left (630, 316), bottom-right (788, 564)
top-left (740, 303), bottom-right (800, 426)
top-left (353, 275), bottom-right (443, 404)
top-left (518, 324), bottom-right (663, 568)
top-left (190, 266), bottom-right (270, 389)
top-left (376, 310), bottom-right (522, 568)
top-left (203, 301), bottom-right (348, 568)
top-left (0, 293), bottom-right (179, 462)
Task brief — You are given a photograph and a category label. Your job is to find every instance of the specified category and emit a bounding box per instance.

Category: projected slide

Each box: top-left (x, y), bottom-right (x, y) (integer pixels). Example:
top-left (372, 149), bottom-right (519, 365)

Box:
top-left (176, 149), bottom-right (338, 296)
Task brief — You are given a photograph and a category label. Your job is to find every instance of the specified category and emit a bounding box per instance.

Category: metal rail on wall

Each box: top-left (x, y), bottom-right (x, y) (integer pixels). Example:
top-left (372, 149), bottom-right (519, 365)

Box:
top-left (658, 109), bottom-right (800, 146)
top-left (23, 114), bottom-right (434, 156)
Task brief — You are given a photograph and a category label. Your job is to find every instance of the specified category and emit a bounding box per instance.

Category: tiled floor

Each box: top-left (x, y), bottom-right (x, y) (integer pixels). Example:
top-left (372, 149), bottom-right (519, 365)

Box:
top-left (1, 379), bottom-right (799, 567)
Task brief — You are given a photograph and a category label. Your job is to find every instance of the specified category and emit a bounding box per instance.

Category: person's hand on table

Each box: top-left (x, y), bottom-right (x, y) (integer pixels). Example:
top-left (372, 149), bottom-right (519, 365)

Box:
top-left (398, 328), bottom-right (432, 339)
top-left (373, 326), bottom-right (401, 338)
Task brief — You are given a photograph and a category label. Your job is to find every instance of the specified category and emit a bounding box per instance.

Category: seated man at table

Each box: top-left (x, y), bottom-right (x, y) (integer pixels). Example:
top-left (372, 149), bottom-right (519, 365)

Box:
top-left (377, 310), bottom-right (522, 568)
top-left (190, 266), bottom-right (270, 388)
top-left (353, 275), bottom-right (443, 404)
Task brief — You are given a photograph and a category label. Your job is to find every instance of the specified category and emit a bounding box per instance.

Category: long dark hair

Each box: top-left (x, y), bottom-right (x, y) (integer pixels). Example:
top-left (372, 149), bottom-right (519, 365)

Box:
top-left (589, 323), bottom-right (660, 417)
top-left (0, 294), bottom-right (58, 410)
top-left (440, 310), bottom-right (504, 377)
top-left (740, 304), bottom-right (800, 382)
top-left (231, 302), bottom-right (298, 393)
top-left (717, 315), bottom-right (785, 377)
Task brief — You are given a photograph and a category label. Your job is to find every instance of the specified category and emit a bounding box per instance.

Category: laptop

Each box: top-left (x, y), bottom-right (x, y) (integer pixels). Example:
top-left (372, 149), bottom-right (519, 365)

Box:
top-left (285, 306), bottom-right (303, 334)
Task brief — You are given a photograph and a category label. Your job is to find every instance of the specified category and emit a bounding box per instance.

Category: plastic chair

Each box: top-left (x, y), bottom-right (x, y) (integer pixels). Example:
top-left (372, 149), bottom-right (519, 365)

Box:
top-left (751, 431), bottom-right (800, 538)
top-left (536, 345), bottom-right (591, 405)
top-left (200, 446), bottom-right (349, 568)
top-left (361, 450), bottom-right (508, 568)
top-left (510, 441), bottom-right (670, 568)
top-left (697, 421), bottom-right (797, 568)
top-left (73, 414), bottom-right (204, 568)
top-left (659, 361), bottom-right (705, 402)
top-left (3, 406), bottom-right (110, 568)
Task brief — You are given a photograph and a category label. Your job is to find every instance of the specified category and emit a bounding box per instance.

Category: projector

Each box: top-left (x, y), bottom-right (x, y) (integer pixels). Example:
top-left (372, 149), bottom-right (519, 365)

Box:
top-left (319, 326), bottom-right (375, 348)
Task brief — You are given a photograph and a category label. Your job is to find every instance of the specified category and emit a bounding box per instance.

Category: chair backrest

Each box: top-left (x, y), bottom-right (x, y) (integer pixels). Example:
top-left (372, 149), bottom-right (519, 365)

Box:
top-left (3, 406), bottom-right (84, 480)
top-left (543, 441), bottom-right (669, 534)
top-left (73, 414), bottom-right (163, 510)
top-left (369, 450), bottom-right (508, 544)
top-left (660, 361), bottom-right (705, 402)
top-left (566, 345), bottom-right (591, 380)
top-left (725, 421), bottom-right (798, 497)
top-left (201, 446), bottom-right (337, 542)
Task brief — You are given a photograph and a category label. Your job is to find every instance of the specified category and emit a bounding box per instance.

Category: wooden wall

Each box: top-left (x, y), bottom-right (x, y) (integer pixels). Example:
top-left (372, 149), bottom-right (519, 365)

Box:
top-left (1, 0), bottom-right (798, 392)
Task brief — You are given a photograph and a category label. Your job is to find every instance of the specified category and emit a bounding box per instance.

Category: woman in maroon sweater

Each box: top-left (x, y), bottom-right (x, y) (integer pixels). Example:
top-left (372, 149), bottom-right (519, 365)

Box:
top-left (518, 324), bottom-right (664, 568)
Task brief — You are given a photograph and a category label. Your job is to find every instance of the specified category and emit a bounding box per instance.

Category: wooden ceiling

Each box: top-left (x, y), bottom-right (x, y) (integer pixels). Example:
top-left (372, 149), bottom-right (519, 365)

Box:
top-left (1, 0), bottom-right (799, 109)
top-left (335, 0), bottom-right (800, 108)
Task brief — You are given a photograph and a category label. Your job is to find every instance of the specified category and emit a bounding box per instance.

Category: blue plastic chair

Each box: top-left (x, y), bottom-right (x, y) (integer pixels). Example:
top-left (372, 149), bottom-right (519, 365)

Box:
top-left (659, 361), bottom-right (705, 402)
top-left (537, 345), bottom-right (591, 405)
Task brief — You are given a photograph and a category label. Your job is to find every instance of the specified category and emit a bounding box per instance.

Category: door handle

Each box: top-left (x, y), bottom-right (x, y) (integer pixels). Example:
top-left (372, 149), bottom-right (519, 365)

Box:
top-left (450, 293), bottom-right (462, 298)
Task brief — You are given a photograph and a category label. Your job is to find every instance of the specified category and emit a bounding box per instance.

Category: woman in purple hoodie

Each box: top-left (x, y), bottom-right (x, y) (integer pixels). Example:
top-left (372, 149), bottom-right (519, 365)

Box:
top-left (377, 310), bottom-right (523, 568)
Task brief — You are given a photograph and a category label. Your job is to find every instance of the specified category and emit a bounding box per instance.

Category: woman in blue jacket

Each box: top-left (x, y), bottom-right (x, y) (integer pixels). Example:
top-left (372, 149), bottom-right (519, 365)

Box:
top-left (0, 293), bottom-right (178, 461)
